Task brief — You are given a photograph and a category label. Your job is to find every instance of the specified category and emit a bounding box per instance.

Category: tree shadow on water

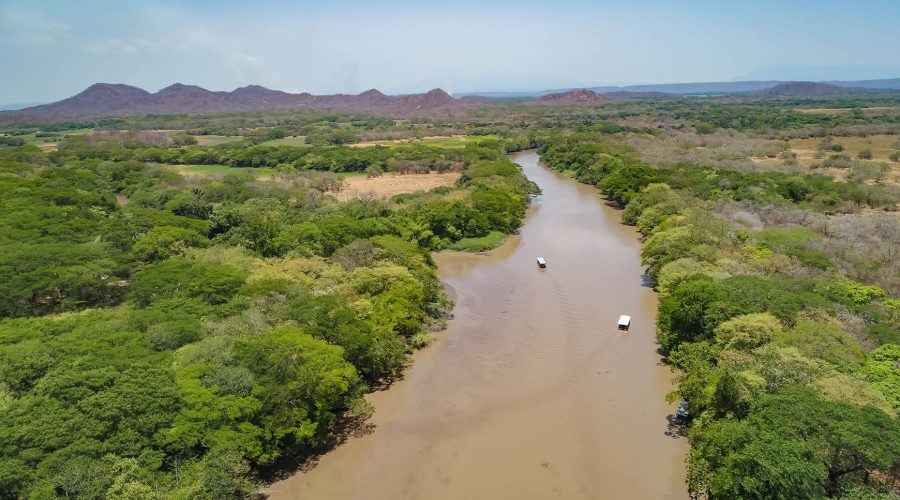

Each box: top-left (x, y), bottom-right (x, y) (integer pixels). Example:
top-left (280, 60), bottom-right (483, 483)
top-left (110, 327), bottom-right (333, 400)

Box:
top-left (259, 410), bottom-right (377, 489)
top-left (665, 415), bottom-right (688, 439)
top-left (258, 368), bottom-right (411, 488)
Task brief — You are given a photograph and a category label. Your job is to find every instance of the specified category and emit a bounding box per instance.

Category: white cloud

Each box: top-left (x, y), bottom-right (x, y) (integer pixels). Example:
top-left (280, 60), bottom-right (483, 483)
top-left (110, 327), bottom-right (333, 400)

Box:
top-left (0, 6), bottom-right (72, 46)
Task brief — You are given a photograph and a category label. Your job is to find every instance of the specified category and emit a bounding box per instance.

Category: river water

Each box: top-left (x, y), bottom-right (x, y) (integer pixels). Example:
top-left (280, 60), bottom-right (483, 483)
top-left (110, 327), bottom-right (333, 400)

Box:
top-left (267, 151), bottom-right (688, 499)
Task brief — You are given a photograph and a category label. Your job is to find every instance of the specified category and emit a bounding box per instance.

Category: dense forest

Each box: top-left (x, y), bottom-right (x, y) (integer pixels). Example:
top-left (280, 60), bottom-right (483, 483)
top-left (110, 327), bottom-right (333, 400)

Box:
top-left (0, 133), bottom-right (535, 497)
top-left (1, 92), bottom-right (899, 498)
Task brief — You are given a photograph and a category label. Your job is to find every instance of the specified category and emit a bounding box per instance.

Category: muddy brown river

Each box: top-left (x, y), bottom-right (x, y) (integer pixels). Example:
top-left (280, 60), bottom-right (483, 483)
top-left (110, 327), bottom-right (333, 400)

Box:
top-left (267, 152), bottom-right (688, 499)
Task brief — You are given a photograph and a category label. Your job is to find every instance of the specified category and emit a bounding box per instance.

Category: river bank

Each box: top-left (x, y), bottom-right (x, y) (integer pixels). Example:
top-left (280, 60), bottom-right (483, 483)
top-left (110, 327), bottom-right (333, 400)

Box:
top-left (266, 151), bottom-right (688, 499)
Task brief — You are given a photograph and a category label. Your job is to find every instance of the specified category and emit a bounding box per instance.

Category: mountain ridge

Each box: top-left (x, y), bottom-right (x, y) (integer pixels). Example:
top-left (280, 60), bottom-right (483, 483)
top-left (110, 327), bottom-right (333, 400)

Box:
top-left (0, 84), bottom-right (469, 123)
top-left (5, 77), bottom-right (899, 123)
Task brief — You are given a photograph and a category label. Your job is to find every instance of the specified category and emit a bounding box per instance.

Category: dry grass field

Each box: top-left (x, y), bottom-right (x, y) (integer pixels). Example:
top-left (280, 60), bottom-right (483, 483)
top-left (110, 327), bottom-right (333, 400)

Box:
top-left (790, 134), bottom-right (898, 161)
top-left (795, 106), bottom-right (896, 115)
top-left (750, 134), bottom-right (900, 185)
top-left (334, 172), bottom-right (461, 201)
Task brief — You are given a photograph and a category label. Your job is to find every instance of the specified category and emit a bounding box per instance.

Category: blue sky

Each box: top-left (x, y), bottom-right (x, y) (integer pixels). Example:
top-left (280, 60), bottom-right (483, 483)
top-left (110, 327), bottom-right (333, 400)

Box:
top-left (2, 0), bottom-right (899, 102)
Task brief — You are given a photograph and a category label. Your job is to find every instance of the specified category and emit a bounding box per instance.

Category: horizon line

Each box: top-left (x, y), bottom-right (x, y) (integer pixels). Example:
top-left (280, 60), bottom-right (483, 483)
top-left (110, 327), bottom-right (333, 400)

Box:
top-left (5, 76), bottom-right (900, 108)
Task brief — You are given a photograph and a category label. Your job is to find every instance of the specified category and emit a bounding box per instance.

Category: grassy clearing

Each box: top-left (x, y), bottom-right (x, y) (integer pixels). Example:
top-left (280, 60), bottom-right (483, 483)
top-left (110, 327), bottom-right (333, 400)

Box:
top-left (47, 128), bottom-right (94, 137)
top-left (17, 128), bottom-right (95, 152)
top-left (166, 164), bottom-right (277, 177)
top-left (257, 136), bottom-right (308, 147)
top-left (20, 128), bottom-right (93, 143)
top-left (446, 231), bottom-right (508, 252)
top-left (194, 135), bottom-right (245, 146)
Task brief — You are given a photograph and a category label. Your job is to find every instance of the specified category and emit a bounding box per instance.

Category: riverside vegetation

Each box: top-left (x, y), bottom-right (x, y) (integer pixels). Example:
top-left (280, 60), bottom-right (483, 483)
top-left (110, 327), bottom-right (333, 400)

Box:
top-left (1, 91), bottom-right (899, 498)
top-left (537, 118), bottom-right (900, 497)
top-left (0, 132), bottom-right (536, 497)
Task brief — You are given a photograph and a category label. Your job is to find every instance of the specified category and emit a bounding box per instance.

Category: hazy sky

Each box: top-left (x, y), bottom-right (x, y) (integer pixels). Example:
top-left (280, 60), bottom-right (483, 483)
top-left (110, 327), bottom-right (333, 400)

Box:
top-left (2, 0), bottom-right (900, 102)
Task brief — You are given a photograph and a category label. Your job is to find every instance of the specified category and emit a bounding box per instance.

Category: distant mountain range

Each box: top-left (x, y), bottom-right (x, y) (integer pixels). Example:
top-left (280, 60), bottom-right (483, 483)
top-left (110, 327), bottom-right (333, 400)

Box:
top-left (2, 77), bottom-right (898, 124)
top-left (456, 78), bottom-right (900, 98)
top-left (0, 83), bottom-right (465, 123)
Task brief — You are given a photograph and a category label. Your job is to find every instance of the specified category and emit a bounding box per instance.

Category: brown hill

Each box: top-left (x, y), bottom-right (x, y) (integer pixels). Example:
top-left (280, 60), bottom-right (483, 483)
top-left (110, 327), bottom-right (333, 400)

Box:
top-left (0, 83), bottom-right (471, 123)
top-left (536, 88), bottom-right (609, 104)
top-left (356, 88), bottom-right (391, 107)
top-left (756, 81), bottom-right (860, 96)
top-left (395, 88), bottom-right (457, 110)
top-left (154, 83), bottom-right (229, 113)
top-left (24, 83), bottom-right (155, 118)
top-left (226, 85), bottom-right (302, 109)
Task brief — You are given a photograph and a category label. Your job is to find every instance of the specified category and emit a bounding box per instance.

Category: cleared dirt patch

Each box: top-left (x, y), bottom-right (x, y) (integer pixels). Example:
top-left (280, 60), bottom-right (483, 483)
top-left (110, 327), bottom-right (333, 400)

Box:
top-left (349, 135), bottom-right (498, 149)
top-left (334, 172), bottom-right (461, 201)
